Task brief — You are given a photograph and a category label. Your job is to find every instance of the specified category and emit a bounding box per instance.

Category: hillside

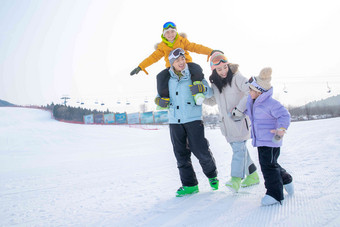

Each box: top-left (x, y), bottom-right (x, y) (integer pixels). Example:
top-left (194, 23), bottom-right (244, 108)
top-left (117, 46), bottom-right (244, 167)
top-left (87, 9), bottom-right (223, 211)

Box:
top-left (0, 99), bottom-right (15, 107)
top-left (305, 94), bottom-right (340, 108)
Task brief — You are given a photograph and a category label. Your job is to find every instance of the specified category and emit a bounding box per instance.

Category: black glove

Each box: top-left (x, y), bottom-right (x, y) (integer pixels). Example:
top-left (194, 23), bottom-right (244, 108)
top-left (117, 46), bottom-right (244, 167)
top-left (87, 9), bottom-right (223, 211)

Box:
top-left (130, 67), bottom-right (141, 76)
top-left (189, 82), bottom-right (205, 95)
top-left (155, 97), bottom-right (170, 108)
top-left (210, 50), bottom-right (224, 55)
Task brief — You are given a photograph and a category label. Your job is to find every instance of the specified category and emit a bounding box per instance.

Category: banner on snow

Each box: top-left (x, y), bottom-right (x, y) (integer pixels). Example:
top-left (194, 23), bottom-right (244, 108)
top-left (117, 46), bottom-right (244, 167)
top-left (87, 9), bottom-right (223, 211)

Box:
top-left (94, 114), bottom-right (104, 124)
top-left (127, 113), bottom-right (140, 124)
top-left (154, 111), bottom-right (169, 123)
top-left (83, 114), bottom-right (94, 124)
top-left (115, 113), bottom-right (127, 124)
top-left (104, 113), bottom-right (115, 124)
top-left (140, 111), bottom-right (154, 124)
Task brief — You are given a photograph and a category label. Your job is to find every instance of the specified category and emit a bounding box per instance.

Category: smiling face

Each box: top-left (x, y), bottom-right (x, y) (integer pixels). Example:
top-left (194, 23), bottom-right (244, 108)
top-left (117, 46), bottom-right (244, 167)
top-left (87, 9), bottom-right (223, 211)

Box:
top-left (172, 55), bottom-right (186, 72)
top-left (214, 62), bottom-right (229, 78)
top-left (164, 29), bottom-right (177, 42)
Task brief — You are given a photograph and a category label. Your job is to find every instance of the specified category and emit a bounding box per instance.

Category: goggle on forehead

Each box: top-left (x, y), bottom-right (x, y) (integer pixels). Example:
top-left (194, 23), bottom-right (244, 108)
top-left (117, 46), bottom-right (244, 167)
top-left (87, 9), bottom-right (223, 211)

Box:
top-left (211, 54), bottom-right (228, 66)
top-left (248, 77), bottom-right (267, 93)
top-left (248, 77), bottom-right (255, 83)
top-left (163, 22), bottom-right (176, 29)
top-left (169, 48), bottom-right (185, 61)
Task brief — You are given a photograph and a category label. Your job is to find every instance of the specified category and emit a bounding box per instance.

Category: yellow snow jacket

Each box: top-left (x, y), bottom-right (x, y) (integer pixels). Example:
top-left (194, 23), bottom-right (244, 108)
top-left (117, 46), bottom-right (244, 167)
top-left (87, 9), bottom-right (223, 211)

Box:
top-left (138, 34), bottom-right (213, 75)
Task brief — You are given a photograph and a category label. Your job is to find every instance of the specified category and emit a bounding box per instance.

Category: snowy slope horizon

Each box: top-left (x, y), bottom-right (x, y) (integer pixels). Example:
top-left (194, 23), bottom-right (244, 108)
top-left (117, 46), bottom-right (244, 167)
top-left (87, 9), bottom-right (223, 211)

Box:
top-left (1, 94), bottom-right (339, 112)
top-left (1, 107), bottom-right (340, 226)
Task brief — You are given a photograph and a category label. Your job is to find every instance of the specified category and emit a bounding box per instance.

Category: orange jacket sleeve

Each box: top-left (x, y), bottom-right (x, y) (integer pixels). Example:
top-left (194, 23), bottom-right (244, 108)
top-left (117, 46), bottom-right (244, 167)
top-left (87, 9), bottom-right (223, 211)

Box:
top-left (181, 37), bottom-right (213, 60)
top-left (138, 47), bottom-right (164, 75)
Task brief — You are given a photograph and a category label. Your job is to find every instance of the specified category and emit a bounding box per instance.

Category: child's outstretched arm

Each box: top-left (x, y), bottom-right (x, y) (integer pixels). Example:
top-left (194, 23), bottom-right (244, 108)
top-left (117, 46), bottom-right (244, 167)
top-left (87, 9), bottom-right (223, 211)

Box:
top-left (131, 48), bottom-right (164, 75)
top-left (182, 38), bottom-right (213, 61)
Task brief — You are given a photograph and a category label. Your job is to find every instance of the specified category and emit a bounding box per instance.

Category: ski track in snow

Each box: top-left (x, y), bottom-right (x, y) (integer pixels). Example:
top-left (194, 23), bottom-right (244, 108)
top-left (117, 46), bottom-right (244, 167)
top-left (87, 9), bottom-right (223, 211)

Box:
top-left (1, 107), bottom-right (340, 227)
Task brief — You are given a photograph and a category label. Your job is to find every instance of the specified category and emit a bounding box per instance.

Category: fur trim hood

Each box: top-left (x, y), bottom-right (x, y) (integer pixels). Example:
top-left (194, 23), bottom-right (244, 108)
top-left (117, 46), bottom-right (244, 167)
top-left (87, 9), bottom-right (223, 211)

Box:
top-left (154, 33), bottom-right (187, 50)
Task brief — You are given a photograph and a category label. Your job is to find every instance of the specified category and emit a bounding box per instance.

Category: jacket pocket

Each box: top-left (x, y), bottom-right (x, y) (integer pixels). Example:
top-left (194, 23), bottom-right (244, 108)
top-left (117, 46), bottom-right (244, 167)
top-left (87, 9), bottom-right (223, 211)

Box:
top-left (185, 101), bottom-right (201, 119)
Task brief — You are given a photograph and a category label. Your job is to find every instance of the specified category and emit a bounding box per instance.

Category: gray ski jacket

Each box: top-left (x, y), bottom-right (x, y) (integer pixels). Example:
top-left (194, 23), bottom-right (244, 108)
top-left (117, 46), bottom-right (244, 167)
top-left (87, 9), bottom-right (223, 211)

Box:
top-left (204, 65), bottom-right (251, 143)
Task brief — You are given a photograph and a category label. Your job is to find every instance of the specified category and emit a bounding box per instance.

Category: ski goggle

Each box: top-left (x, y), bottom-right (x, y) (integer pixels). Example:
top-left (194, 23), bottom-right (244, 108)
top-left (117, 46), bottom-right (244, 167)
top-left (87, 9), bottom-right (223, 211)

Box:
top-left (169, 48), bottom-right (185, 61)
top-left (211, 54), bottom-right (228, 66)
top-left (163, 21), bottom-right (176, 30)
top-left (248, 77), bottom-right (255, 83)
top-left (248, 76), bottom-right (267, 93)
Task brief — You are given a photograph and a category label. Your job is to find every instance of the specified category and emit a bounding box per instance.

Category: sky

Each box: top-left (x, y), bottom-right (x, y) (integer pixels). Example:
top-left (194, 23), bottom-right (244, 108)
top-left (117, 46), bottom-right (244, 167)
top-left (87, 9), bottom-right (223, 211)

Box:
top-left (1, 0), bottom-right (340, 113)
top-left (1, 107), bottom-right (340, 226)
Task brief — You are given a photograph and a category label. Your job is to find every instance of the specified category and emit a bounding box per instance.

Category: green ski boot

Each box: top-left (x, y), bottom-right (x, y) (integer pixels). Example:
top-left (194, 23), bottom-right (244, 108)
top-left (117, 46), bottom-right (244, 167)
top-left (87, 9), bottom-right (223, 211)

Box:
top-left (209, 177), bottom-right (219, 190)
top-left (225, 177), bottom-right (242, 193)
top-left (241, 171), bottom-right (260, 188)
top-left (176, 185), bottom-right (199, 197)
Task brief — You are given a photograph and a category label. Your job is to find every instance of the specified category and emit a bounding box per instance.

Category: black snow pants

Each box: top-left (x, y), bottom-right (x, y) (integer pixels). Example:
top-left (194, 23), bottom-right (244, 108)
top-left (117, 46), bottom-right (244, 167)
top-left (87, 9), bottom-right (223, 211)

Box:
top-left (157, 62), bottom-right (204, 98)
top-left (258, 146), bottom-right (293, 202)
top-left (169, 120), bottom-right (217, 187)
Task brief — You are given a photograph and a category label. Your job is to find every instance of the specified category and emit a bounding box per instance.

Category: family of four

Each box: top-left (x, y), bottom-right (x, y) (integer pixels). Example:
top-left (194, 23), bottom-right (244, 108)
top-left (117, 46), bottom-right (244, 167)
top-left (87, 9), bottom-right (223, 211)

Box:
top-left (131, 21), bottom-right (294, 206)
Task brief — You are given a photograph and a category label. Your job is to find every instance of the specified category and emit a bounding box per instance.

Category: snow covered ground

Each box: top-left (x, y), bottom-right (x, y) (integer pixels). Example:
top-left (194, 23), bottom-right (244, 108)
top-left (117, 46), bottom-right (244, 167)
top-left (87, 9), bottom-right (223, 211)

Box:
top-left (1, 107), bottom-right (340, 227)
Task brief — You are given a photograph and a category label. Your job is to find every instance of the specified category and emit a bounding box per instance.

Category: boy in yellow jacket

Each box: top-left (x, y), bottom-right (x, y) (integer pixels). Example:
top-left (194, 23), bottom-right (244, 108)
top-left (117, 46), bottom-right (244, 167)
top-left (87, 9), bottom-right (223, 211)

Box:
top-left (130, 21), bottom-right (221, 106)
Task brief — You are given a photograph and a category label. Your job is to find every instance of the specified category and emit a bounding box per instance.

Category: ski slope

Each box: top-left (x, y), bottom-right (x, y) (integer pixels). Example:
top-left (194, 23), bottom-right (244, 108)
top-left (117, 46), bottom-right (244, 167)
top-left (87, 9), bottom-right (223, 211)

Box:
top-left (1, 107), bottom-right (340, 227)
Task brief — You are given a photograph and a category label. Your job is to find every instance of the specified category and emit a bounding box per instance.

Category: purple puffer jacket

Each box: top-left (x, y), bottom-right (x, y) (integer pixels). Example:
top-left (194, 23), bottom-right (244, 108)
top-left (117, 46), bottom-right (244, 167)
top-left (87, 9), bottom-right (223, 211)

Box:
top-left (246, 88), bottom-right (290, 148)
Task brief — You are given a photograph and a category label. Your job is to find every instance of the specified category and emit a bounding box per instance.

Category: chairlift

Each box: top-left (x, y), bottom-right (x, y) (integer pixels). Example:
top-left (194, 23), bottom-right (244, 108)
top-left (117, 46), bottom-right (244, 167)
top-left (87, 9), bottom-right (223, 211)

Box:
top-left (283, 84), bottom-right (288, 93)
top-left (125, 97), bottom-right (131, 105)
top-left (327, 82), bottom-right (331, 93)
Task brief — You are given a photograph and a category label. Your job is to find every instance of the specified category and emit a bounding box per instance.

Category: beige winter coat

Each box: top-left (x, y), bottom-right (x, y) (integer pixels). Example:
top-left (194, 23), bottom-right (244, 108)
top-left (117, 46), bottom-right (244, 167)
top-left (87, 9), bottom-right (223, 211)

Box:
top-left (204, 65), bottom-right (251, 143)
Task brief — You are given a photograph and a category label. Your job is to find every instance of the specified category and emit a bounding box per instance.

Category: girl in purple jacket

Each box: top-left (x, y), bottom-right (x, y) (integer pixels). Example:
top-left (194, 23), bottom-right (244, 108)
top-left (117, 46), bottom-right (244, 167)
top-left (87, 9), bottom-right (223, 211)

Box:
top-left (246, 67), bottom-right (294, 206)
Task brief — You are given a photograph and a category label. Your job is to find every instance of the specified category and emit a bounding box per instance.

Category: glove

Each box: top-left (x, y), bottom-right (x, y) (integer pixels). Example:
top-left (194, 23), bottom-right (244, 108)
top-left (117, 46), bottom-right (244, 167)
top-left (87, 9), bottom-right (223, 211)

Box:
top-left (130, 66), bottom-right (141, 76)
top-left (270, 128), bottom-right (286, 137)
top-left (189, 82), bottom-right (205, 95)
top-left (271, 128), bottom-right (286, 143)
top-left (155, 97), bottom-right (170, 108)
top-left (231, 107), bottom-right (245, 121)
top-left (210, 50), bottom-right (224, 56)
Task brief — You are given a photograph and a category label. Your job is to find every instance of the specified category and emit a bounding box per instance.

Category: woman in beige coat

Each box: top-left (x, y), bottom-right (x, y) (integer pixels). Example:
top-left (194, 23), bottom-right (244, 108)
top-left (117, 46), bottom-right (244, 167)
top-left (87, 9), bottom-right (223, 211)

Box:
top-left (204, 52), bottom-right (260, 193)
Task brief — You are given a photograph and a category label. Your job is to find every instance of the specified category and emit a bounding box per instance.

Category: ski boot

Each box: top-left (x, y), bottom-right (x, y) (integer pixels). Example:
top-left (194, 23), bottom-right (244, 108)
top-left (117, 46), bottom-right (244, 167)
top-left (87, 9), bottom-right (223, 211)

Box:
top-left (261, 195), bottom-right (280, 206)
top-left (284, 182), bottom-right (294, 195)
top-left (225, 177), bottom-right (241, 193)
top-left (209, 177), bottom-right (219, 190)
top-left (241, 171), bottom-right (260, 188)
top-left (176, 185), bottom-right (199, 197)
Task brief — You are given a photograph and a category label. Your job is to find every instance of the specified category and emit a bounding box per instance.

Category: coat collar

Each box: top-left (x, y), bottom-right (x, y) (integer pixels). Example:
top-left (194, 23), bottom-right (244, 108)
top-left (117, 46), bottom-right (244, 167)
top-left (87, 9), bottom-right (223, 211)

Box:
top-left (161, 33), bottom-right (179, 48)
top-left (169, 65), bottom-right (190, 80)
top-left (254, 87), bottom-right (273, 104)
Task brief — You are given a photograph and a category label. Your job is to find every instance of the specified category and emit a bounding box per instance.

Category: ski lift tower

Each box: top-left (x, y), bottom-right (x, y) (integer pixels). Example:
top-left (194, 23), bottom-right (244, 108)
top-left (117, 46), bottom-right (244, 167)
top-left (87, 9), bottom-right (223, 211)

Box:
top-left (61, 96), bottom-right (70, 106)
